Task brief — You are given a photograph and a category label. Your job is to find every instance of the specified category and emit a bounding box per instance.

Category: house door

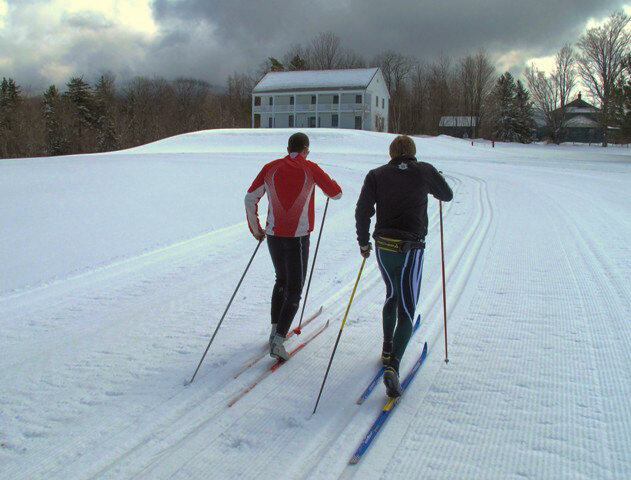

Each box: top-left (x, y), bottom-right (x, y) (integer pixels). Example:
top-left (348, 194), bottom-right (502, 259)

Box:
top-left (355, 116), bottom-right (362, 130)
top-left (309, 116), bottom-right (316, 128)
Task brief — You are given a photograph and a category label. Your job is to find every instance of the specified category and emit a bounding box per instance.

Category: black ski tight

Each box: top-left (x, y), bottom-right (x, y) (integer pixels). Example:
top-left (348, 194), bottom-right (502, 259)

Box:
top-left (267, 235), bottom-right (310, 337)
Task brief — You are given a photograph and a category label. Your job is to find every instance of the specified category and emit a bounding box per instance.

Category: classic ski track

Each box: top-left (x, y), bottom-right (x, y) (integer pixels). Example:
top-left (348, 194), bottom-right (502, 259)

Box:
top-left (348, 173), bottom-right (494, 480)
top-left (0, 221), bottom-right (249, 370)
top-left (540, 187), bottom-right (631, 478)
top-left (0, 223), bottom-right (277, 479)
top-left (83, 174), bottom-right (464, 479)
top-left (0, 170), bottom-right (464, 479)
top-left (114, 174), bottom-right (474, 480)
top-left (295, 173), bottom-right (493, 480)
top-left (79, 268), bottom-right (386, 480)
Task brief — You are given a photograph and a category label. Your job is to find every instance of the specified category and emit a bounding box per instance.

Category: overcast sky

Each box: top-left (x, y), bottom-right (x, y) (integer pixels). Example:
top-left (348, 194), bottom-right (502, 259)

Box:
top-left (0, 0), bottom-right (628, 92)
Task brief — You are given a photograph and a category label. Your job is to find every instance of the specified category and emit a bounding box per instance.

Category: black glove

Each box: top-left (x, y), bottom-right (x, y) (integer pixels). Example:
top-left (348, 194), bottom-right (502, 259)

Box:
top-left (359, 243), bottom-right (372, 258)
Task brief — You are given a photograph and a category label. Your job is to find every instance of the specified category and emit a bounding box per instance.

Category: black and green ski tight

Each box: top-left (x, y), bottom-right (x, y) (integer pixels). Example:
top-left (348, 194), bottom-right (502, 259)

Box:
top-left (375, 244), bottom-right (424, 372)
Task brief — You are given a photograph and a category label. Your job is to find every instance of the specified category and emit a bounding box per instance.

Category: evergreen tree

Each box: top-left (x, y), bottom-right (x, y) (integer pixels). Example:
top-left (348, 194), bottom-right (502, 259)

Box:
top-left (0, 78), bottom-right (23, 157)
top-left (93, 75), bottom-right (119, 152)
top-left (64, 77), bottom-right (96, 152)
top-left (612, 77), bottom-right (631, 143)
top-left (42, 85), bottom-right (68, 156)
top-left (269, 57), bottom-right (285, 72)
top-left (514, 80), bottom-right (536, 143)
top-left (491, 72), bottom-right (519, 142)
top-left (288, 55), bottom-right (308, 71)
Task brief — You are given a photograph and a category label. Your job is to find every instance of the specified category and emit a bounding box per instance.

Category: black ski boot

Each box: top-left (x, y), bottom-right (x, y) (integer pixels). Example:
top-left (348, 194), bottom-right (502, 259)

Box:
top-left (383, 367), bottom-right (402, 398)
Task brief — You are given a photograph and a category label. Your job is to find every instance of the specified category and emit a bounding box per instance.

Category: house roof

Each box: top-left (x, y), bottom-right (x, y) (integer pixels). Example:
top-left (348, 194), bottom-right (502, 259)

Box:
top-left (253, 68), bottom-right (381, 94)
top-left (564, 115), bottom-right (600, 128)
top-left (556, 93), bottom-right (600, 114)
top-left (439, 116), bottom-right (477, 127)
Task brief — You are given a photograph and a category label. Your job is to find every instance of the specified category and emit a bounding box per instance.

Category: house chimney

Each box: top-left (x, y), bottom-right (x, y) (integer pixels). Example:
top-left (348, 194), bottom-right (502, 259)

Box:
top-left (578, 92), bottom-right (582, 101)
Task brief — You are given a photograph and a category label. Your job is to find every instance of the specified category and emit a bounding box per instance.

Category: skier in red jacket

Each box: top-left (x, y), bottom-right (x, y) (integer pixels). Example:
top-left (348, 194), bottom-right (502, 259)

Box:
top-left (245, 132), bottom-right (342, 361)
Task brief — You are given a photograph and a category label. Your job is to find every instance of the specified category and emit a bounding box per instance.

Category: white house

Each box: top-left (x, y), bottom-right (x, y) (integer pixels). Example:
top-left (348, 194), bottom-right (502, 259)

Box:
top-left (251, 68), bottom-right (390, 132)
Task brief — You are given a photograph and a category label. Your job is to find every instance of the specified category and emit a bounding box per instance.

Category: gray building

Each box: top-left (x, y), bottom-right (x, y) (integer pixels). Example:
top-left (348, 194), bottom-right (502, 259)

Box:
top-left (438, 116), bottom-right (477, 138)
top-left (537, 93), bottom-right (604, 143)
top-left (251, 68), bottom-right (390, 132)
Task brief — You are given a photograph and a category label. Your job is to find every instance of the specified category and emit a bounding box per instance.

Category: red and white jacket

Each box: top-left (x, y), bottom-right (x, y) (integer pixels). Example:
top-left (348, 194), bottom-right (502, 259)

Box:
top-left (245, 153), bottom-right (342, 237)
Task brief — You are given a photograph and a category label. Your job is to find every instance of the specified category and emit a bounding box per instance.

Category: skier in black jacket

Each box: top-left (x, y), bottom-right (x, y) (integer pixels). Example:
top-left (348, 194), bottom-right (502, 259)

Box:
top-left (355, 135), bottom-right (453, 397)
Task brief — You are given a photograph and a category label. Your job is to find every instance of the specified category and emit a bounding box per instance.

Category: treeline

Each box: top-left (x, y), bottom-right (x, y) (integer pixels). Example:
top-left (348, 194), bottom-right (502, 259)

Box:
top-left (1, 11), bottom-right (630, 158)
top-left (0, 74), bottom-right (253, 158)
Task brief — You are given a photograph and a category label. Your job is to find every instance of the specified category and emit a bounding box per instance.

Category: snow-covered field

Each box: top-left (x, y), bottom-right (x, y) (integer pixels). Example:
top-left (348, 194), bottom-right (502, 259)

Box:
top-left (1, 129), bottom-right (630, 479)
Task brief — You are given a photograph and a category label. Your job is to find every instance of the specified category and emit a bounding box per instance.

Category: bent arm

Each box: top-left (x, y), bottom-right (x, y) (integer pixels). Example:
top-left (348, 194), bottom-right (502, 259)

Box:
top-left (310, 162), bottom-right (343, 199)
top-left (244, 168), bottom-right (266, 235)
top-left (427, 165), bottom-right (453, 202)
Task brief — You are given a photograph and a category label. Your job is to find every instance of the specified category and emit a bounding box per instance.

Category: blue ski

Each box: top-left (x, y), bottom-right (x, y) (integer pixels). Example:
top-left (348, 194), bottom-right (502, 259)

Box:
top-left (356, 315), bottom-right (421, 405)
top-left (349, 342), bottom-right (428, 464)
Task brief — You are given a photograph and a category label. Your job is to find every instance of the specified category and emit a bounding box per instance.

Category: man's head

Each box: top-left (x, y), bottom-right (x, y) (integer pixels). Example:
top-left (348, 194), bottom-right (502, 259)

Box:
top-left (287, 132), bottom-right (310, 157)
top-left (389, 135), bottom-right (416, 159)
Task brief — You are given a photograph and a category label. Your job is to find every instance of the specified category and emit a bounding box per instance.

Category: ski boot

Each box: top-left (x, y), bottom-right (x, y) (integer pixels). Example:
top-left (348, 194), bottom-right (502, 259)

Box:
top-left (383, 367), bottom-right (402, 398)
top-left (270, 333), bottom-right (289, 361)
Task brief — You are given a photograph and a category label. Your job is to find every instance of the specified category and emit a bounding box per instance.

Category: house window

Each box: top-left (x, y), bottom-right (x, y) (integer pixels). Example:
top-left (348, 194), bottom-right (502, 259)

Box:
top-left (376, 96), bottom-right (379, 107)
top-left (290, 96), bottom-right (294, 105)
top-left (309, 116), bottom-right (316, 128)
top-left (254, 114), bottom-right (261, 128)
top-left (332, 114), bottom-right (339, 127)
top-left (254, 96), bottom-right (261, 106)
top-left (289, 115), bottom-right (294, 127)
top-left (333, 95), bottom-right (339, 104)
top-left (318, 117), bottom-right (321, 127)
top-left (382, 98), bottom-right (385, 109)
top-left (268, 117), bottom-right (273, 128)
top-left (355, 116), bottom-right (362, 129)
top-left (269, 97), bottom-right (273, 106)
top-left (356, 95), bottom-right (362, 104)
top-left (311, 95), bottom-right (316, 105)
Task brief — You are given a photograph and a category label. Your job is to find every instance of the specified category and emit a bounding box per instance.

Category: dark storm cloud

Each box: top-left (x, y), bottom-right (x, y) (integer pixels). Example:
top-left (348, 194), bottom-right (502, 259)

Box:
top-left (150, 0), bottom-right (623, 63)
top-left (1, 0), bottom-right (627, 91)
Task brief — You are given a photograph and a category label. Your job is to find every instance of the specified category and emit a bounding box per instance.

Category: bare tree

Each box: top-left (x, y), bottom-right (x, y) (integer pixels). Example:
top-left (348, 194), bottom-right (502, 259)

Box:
top-left (426, 55), bottom-right (453, 135)
top-left (525, 44), bottom-right (577, 143)
top-left (472, 50), bottom-right (496, 137)
top-left (340, 49), bottom-right (366, 69)
top-left (577, 10), bottom-right (631, 146)
top-left (407, 61), bottom-right (429, 133)
top-left (373, 50), bottom-right (414, 132)
top-left (459, 54), bottom-right (476, 135)
top-left (309, 31), bottom-right (343, 70)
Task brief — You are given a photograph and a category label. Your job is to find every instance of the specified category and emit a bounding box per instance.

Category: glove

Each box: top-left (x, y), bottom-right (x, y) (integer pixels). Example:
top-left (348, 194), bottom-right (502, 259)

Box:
top-left (359, 243), bottom-right (372, 258)
top-left (253, 229), bottom-right (266, 241)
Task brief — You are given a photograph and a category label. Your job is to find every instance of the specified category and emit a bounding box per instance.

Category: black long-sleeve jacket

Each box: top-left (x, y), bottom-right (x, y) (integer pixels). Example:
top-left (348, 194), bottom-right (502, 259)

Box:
top-left (355, 156), bottom-right (453, 246)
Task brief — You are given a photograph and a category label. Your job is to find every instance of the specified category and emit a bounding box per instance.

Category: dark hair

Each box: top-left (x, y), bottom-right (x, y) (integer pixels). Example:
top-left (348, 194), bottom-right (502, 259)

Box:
top-left (288, 132), bottom-right (310, 153)
top-left (389, 135), bottom-right (416, 159)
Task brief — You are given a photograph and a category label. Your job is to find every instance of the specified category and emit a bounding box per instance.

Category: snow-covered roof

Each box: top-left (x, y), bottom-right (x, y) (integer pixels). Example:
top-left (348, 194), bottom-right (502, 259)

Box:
top-left (564, 115), bottom-right (600, 128)
top-left (566, 107), bottom-right (598, 114)
top-left (439, 116), bottom-right (477, 127)
top-left (253, 68), bottom-right (380, 93)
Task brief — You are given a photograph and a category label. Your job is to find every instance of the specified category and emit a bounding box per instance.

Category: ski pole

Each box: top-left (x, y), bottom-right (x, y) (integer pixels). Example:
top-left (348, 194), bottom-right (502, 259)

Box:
top-left (188, 239), bottom-right (264, 384)
top-left (294, 197), bottom-right (330, 335)
top-left (313, 257), bottom-right (366, 414)
top-left (439, 200), bottom-right (448, 364)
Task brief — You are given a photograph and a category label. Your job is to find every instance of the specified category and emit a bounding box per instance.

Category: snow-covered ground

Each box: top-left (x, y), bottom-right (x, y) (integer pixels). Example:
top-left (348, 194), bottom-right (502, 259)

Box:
top-left (1, 129), bottom-right (630, 479)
